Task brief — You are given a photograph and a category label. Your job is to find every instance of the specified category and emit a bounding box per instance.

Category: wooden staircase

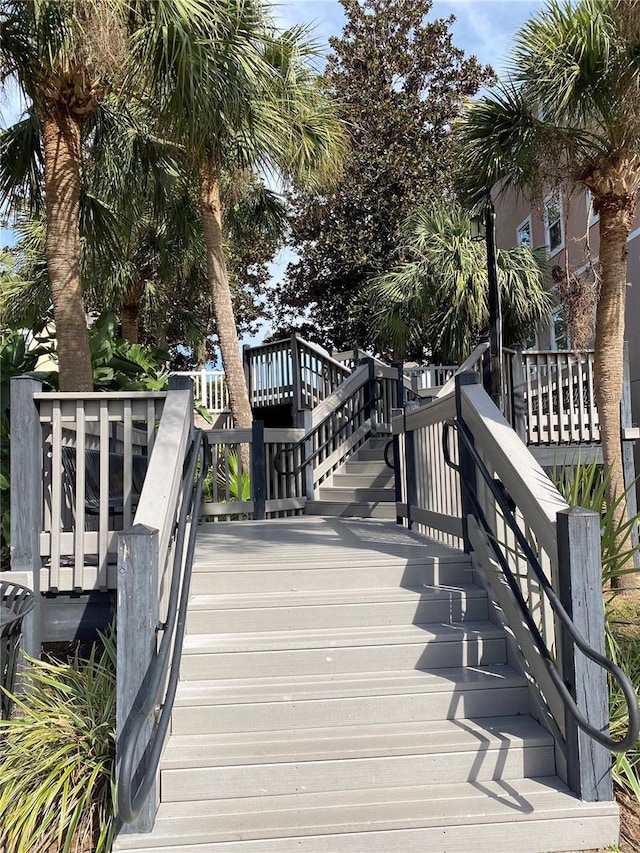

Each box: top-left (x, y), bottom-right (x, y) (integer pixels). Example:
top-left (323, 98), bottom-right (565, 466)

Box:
top-left (114, 517), bottom-right (618, 853)
top-left (306, 437), bottom-right (396, 519)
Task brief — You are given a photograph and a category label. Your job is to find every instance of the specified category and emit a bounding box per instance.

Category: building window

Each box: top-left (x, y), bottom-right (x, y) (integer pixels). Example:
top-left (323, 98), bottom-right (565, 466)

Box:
top-left (586, 189), bottom-right (599, 227)
top-left (516, 216), bottom-right (532, 247)
top-left (544, 190), bottom-right (564, 257)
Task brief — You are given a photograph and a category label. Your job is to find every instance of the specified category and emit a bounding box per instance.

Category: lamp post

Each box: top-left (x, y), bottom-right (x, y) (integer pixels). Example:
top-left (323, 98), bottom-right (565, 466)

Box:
top-left (471, 197), bottom-right (503, 412)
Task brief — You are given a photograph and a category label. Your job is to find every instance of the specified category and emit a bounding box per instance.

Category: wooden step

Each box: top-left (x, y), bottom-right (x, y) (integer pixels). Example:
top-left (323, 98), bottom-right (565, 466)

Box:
top-left (331, 471), bottom-right (393, 488)
top-left (318, 486), bottom-right (395, 503)
top-left (180, 621), bottom-right (506, 679)
top-left (186, 584), bottom-right (488, 633)
top-left (343, 459), bottom-right (391, 475)
top-left (304, 499), bottom-right (396, 518)
top-left (160, 716), bottom-right (555, 802)
top-left (114, 777), bottom-right (618, 852)
top-left (171, 664), bottom-right (530, 733)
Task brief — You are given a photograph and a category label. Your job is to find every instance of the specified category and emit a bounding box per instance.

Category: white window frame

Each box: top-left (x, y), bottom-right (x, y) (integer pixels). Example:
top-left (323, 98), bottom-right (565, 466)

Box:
top-left (586, 189), bottom-right (600, 227)
top-left (516, 215), bottom-right (532, 247)
top-left (543, 190), bottom-right (565, 258)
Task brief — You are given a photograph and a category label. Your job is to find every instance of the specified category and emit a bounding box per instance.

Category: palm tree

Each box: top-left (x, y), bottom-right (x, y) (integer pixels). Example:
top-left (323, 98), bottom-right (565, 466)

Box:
top-left (0, 0), bottom-right (132, 391)
top-left (132, 2), bottom-right (345, 428)
top-left (457, 0), bottom-right (640, 590)
top-left (371, 202), bottom-right (551, 364)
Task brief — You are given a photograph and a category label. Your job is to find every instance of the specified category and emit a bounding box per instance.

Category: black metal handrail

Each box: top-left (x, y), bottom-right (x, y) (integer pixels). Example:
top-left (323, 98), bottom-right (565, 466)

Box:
top-left (118, 429), bottom-right (205, 824)
top-left (443, 417), bottom-right (639, 753)
top-left (273, 379), bottom-right (379, 477)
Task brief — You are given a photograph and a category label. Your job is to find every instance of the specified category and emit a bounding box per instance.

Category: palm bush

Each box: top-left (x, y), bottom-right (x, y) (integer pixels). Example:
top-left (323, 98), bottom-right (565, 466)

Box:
top-left (606, 628), bottom-right (640, 801)
top-left (0, 631), bottom-right (116, 853)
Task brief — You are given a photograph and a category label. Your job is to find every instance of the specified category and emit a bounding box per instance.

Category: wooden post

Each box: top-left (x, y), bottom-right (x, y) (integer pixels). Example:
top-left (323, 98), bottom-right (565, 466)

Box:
top-left (393, 363), bottom-right (405, 409)
top-left (455, 372), bottom-right (480, 554)
top-left (290, 332), bottom-right (303, 417)
top-left (300, 409), bottom-right (315, 501)
top-left (242, 344), bottom-right (252, 406)
top-left (620, 341), bottom-right (639, 563)
top-left (364, 358), bottom-right (378, 438)
top-left (391, 407), bottom-right (403, 525)
top-left (508, 345), bottom-right (527, 444)
top-left (556, 507), bottom-right (613, 802)
top-left (251, 420), bottom-right (266, 520)
top-left (116, 524), bottom-right (159, 833)
top-left (404, 401), bottom-right (419, 529)
top-left (10, 378), bottom-right (42, 657)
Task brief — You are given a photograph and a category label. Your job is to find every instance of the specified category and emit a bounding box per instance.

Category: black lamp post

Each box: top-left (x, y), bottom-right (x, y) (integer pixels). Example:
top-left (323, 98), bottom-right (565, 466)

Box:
top-left (471, 197), bottom-right (503, 412)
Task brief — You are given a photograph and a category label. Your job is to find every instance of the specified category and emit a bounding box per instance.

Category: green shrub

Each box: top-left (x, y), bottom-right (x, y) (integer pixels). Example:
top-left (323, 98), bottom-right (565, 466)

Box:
top-left (0, 631), bottom-right (116, 853)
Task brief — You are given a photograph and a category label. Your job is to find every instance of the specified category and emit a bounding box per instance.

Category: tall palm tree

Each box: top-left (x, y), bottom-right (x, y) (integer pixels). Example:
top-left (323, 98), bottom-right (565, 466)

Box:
top-left (132, 2), bottom-right (345, 428)
top-left (0, 0), bottom-right (131, 391)
top-left (457, 0), bottom-right (640, 589)
top-left (371, 202), bottom-right (551, 364)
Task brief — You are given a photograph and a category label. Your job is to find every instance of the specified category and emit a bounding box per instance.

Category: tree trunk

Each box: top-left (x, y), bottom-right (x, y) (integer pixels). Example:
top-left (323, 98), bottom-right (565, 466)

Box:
top-left (121, 302), bottom-right (140, 344)
top-left (594, 201), bottom-right (638, 593)
top-left (199, 163), bottom-right (253, 471)
top-left (43, 113), bottom-right (93, 392)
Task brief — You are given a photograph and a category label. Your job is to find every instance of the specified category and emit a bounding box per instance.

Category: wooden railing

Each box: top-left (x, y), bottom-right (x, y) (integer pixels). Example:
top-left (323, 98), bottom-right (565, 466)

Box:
top-left (202, 423), bottom-right (307, 520)
top-left (392, 372), bottom-right (636, 802)
top-left (173, 368), bottom-right (229, 413)
top-left (503, 348), bottom-right (600, 445)
top-left (404, 363), bottom-right (457, 391)
top-left (9, 379), bottom-right (166, 607)
top-left (244, 334), bottom-right (350, 415)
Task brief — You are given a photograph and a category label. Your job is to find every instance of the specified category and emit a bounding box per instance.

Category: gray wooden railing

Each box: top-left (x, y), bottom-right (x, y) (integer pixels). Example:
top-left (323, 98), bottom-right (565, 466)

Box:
top-left (392, 372), bottom-right (638, 802)
top-left (243, 334), bottom-right (350, 417)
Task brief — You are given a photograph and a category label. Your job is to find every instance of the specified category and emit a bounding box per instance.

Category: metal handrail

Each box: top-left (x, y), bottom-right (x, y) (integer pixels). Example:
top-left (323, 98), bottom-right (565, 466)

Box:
top-left (117, 430), bottom-right (205, 824)
top-left (273, 383), bottom-right (379, 477)
top-left (443, 417), bottom-right (639, 753)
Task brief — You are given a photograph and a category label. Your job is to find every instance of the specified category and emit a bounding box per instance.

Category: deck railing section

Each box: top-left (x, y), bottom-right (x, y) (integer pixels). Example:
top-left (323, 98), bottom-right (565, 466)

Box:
top-left (174, 368), bottom-right (229, 413)
top-left (202, 423), bottom-right (306, 520)
top-left (244, 334), bottom-right (350, 414)
top-left (404, 363), bottom-right (457, 391)
top-left (503, 348), bottom-right (599, 445)
top-left (10, 379), bottom-right (166, 599)
top-left (393, 371), bottom-right (639, 802)
top-left (116, 385), bottom-right (203, 834)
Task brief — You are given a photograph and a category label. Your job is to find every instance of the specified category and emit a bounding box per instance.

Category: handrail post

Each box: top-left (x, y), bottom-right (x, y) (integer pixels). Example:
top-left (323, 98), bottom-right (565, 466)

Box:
top-left (242, 344), bottom-right (252, 407)
top-left (455, 372), bottom-right (480, 554)
top-left (251, 420), bottom-right (266, 520)
top-left (116, 524), bottom-right (159, 833)
top-left (404, 401), bottom-right (419, 529)
top-left (10, 377), bottom-right (43, 657)
top-left (509, 345), bottom-right (527, 443)
top-left (391, 407), bottom-right (403, 525)
top-left (290, 332), bottom-right (304, 417)
top-left (393, 362), bottom-right (405, 409)
top-left (300, 409), bottom-right (315, 501)
top-left (364, 357), bottom-right (378, 437)
top-left (556, 507), bottom-right (613, 802)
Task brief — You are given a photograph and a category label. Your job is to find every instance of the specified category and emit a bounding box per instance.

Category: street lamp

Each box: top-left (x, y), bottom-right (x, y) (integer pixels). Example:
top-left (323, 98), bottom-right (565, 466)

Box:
top-left (471, 197), bottom-right (503, 412)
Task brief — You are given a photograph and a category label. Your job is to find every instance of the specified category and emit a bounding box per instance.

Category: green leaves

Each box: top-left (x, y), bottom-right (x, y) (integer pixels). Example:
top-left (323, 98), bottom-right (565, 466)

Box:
top-left (370, 201), bottom-right (552, 363)
top-left (0, 631), bottom-right (117, 853)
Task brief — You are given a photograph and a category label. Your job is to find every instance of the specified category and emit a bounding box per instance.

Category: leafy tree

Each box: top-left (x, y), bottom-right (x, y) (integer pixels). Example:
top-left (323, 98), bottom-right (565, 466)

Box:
top-left (0, 0), bottom-right (130, 391)
top-left (276, 0), bottom-right (494, 352)
top-left (457, 0), bottom-right (640, 591)
top-left (371, 202), bottom-right (552, 363)
top-left (134, 2), bottom-right (345, 429)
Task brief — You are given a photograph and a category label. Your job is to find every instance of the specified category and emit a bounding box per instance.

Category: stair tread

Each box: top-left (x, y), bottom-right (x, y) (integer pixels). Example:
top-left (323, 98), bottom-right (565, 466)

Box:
top-left (174, 663), bottom-right (526, 706)
top-left (113, 777), bottom-right (617, 850)
top-left (188, 583), bottom-right (485, 611)
top-left (161, 715), bottom-right (552, 768)
top-left (182, 620), bottom-right (504, 654)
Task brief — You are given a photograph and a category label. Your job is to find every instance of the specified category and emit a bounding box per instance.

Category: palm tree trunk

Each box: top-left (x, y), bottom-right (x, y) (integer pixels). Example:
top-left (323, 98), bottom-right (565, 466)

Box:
top-left (121, 302), bottom-right (140, 344)
top-left (594, 202), bottom-right (638, 593)
top-left (199, 163), bottom-right (253, 470)
top-left (43, 113), bottom-right (93, 392)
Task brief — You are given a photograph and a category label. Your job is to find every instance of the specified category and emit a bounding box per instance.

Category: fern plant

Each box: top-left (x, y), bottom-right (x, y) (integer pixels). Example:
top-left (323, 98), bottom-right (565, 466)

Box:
top-left (0, 631), bottom-right (117, 853)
